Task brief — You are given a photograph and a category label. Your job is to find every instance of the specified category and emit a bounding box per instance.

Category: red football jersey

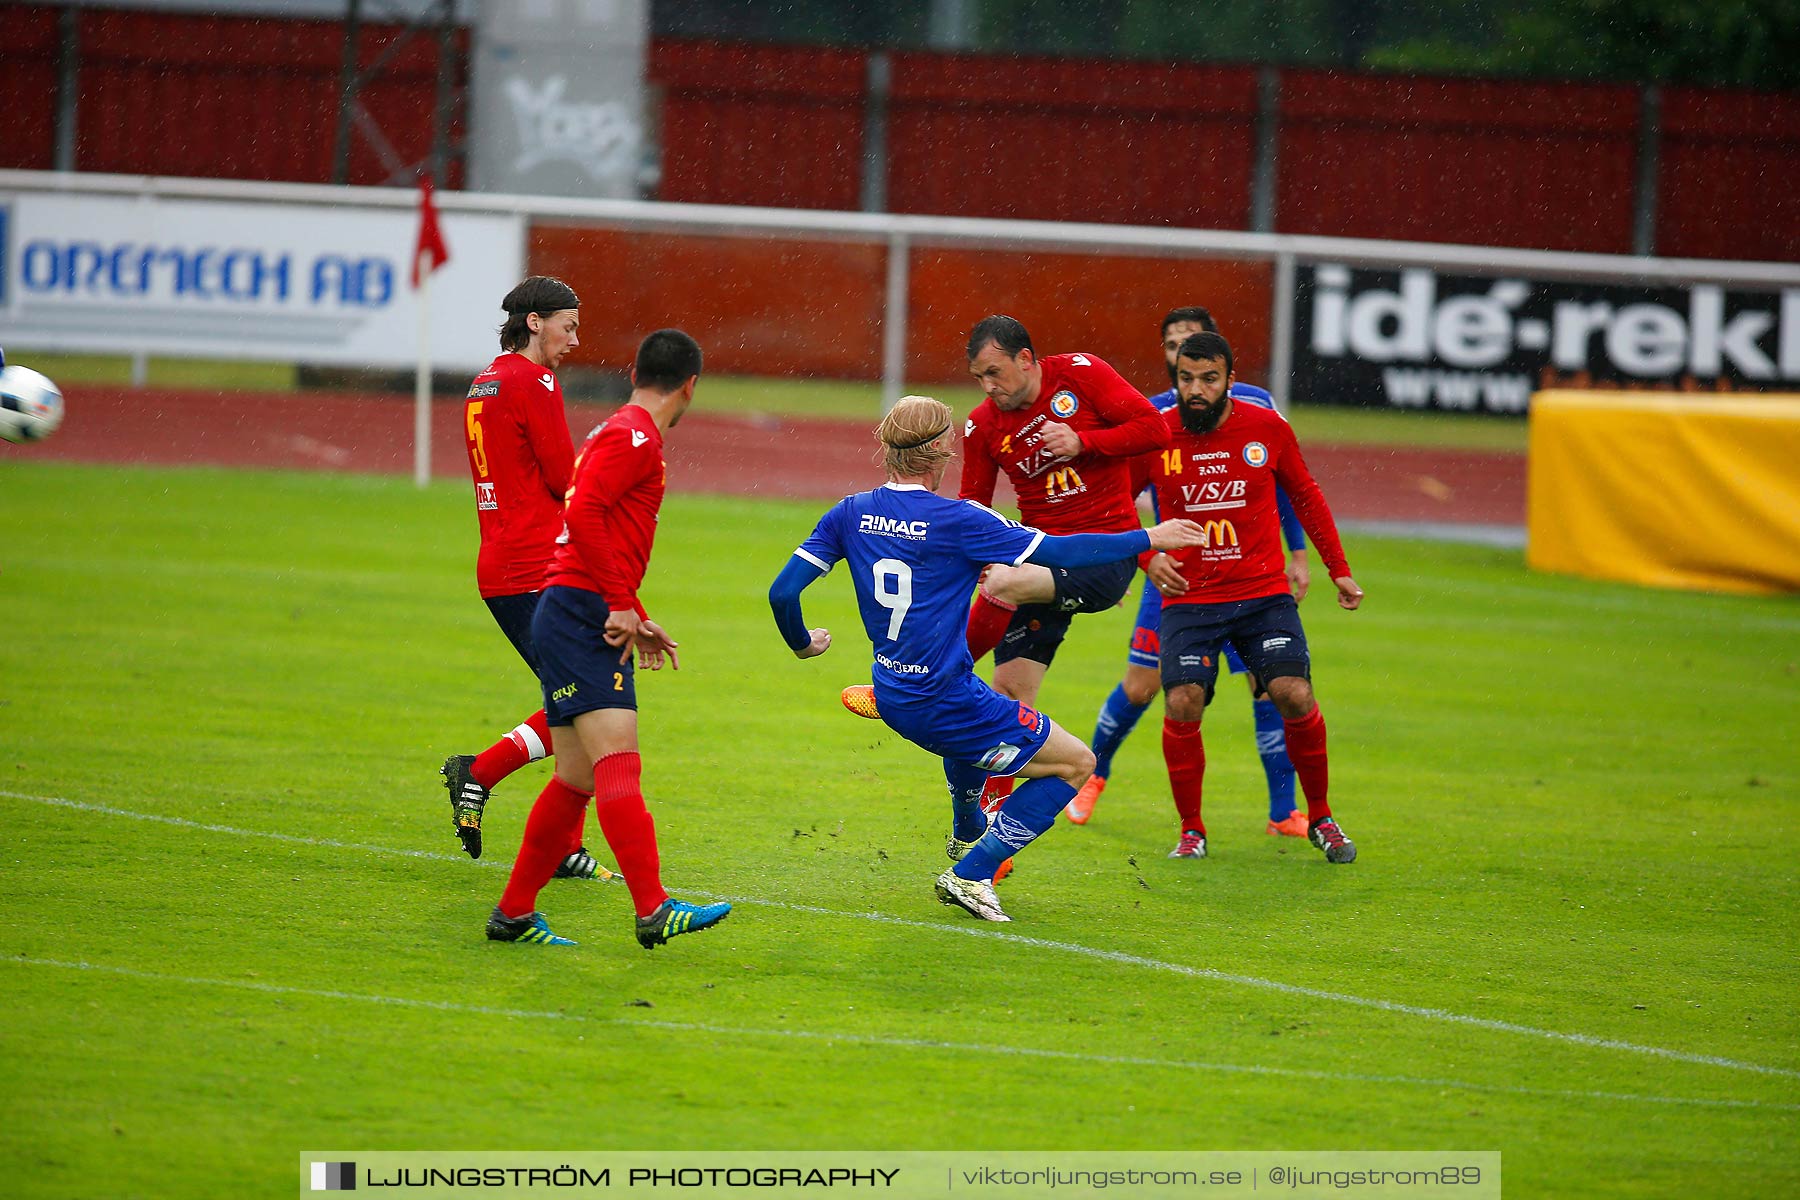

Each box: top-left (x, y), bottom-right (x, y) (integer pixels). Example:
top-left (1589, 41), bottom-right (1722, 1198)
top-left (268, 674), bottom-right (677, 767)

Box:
top-left (959, 352), bottom-right (1169, 535)
top-left (463, 352), bottom-right (576, 598)
top-left (1146, 402), bottom-right (1350, 606)
top-left (545, 404), bottom-right (665, 618)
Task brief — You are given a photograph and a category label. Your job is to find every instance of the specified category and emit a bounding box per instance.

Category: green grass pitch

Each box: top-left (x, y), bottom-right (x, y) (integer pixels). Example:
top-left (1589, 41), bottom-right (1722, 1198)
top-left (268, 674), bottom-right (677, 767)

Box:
top-left (0, 461), bottom-right (1795, 1198)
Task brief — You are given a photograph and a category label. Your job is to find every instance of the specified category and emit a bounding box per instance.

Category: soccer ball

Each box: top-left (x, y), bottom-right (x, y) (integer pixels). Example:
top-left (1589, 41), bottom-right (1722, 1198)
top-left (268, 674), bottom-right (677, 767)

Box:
top-left (0, 365), bottom-right (64, 444)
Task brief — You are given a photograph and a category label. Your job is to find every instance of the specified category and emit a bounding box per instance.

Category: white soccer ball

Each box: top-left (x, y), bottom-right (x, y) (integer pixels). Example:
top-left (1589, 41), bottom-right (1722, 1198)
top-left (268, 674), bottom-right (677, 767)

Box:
top-left (0, 365), bottom-right (64, 444)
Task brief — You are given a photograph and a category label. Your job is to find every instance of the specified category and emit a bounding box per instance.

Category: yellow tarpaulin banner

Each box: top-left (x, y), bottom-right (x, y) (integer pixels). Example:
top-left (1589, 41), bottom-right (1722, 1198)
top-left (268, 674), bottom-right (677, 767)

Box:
top-left (1527, 390), bottom-right (1800, 595)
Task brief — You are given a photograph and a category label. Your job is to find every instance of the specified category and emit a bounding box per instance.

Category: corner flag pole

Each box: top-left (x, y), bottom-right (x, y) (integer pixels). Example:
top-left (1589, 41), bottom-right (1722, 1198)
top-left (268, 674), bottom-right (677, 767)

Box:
top-left (414, 256), bottom-right (433, 488)
top-left (410, 174), bottom-right (450, 490)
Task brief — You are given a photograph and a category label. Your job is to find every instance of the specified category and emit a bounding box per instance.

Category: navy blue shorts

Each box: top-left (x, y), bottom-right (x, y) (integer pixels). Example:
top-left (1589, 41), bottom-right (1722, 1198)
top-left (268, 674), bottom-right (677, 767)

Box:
top-left (484, 591), bottom-right (543, 674)
top-left (995, 557), bottom-right (1137, 668)
top-left (1126, 574), bottom-right (1250, 676)
top-left (877, 673), bottom-right (1052, 777)
top-left (1159, 593), bottom-right (1311, 704)
top-left (532, 585), bottom-right (637, 725)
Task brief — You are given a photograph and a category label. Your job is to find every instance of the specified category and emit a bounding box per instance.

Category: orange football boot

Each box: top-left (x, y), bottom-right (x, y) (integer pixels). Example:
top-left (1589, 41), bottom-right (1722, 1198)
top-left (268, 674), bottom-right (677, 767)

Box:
top-left (1064, 775), bottom-right (1106, 825)
top-left (1266, 810), bottom-right (1310, 838)
top-left (839, 685), bottom-right (880, 719)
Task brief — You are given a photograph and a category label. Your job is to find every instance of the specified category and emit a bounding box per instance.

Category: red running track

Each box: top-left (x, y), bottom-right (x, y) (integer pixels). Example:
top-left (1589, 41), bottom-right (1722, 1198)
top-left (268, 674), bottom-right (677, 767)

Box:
top-left (0, 386), bottom-right (1525, 528)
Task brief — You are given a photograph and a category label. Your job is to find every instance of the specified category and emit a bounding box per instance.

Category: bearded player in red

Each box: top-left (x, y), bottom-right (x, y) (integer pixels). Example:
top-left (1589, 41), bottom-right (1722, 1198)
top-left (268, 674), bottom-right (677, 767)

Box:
top-left (440, 277), bottom-right (605, 881)
top-left (1143, 330), bottom-right (1363, 864)
top-left (485, 328), bottom-right (730, 949)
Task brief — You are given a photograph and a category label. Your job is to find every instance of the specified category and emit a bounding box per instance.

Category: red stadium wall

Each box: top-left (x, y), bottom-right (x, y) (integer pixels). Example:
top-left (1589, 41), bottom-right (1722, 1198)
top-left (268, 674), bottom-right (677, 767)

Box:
top-left (4, 6), bottom-right (462, 187)
top-left (530, 226), bottom-right (889, 379)
top-left (0, 7), bottom-right (60, 171)
top-left (531, 225), bottom-right (1272, 387)
top-left (1274, 71), bottom-right (1641, 253)
top-left (884, 53), bottom-right (1259, 229)
top-left (1656, 87), bottom-right (1800, 263)
top-left (906, 250), bottom-right (1272, 386)
top-left (4, 8), bottom-right (1792, 265)
top-left (650, 39), bottom-right (868, 211)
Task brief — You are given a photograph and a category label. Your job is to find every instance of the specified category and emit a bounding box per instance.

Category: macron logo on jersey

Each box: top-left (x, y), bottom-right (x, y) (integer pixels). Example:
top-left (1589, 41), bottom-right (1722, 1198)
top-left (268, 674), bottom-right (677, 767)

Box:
top-left (631, 429), bottom-right (649, 447)
top-left (858, 514), bottom-right (930, 540)
top-left (539, 373), bottom-right (555, 391)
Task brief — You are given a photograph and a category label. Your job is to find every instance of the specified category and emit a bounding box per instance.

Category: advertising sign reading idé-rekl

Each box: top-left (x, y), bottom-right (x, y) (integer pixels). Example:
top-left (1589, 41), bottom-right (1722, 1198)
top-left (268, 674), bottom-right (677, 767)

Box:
top-left (1293, 263), bottom-right (1800, 414)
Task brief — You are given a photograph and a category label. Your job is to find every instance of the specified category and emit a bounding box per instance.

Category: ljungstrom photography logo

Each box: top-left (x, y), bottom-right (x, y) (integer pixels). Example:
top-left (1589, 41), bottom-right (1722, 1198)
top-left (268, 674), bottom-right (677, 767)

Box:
top-left (310, 1161), bottom-right (355, 1191)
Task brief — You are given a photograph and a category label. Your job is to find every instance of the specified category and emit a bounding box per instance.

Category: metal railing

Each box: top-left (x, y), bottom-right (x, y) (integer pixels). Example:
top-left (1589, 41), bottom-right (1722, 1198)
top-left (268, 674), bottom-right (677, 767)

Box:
top-left (6, 168), bottom-right (1799, 411)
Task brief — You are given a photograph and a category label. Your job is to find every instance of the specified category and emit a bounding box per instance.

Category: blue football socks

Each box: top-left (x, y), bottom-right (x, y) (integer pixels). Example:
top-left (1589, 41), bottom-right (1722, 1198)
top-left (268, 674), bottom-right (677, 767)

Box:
top-left (1091, 684), bottom-right (1151, 779)
top-left (1253, 697), bottom-right (1297, 819)
top-left (944, 758), bottom-right (991, 843)
top-left (953, 776), bottom-right (1076, 881)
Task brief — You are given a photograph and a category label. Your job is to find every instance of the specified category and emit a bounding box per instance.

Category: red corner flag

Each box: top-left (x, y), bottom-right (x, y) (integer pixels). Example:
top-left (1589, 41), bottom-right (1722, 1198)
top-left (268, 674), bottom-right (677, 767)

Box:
top-left (411, 175), bottom-right (450, 288)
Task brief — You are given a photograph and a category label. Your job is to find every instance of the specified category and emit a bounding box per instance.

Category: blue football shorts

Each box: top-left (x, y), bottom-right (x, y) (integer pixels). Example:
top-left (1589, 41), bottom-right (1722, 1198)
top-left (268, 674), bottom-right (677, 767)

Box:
top-left (532, 584), bottom-right (638, 725)
top-left (876, 673), bottom-right (1052, 778)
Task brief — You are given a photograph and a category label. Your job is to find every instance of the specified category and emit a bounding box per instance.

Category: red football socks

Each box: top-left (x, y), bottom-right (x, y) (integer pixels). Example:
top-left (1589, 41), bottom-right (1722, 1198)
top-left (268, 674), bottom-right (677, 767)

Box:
top-left (1282, 707), bottom-right (1331, 822)
top-left (965, 587), bottom-right (1017, 662)
top-left (593, 751), bottom-right (669, 918)
top-left (472, 710), bottom-right (553, 788)
top-left (497, 775), bottom-right (589, 918)
top-left (1162, 718), bottom-right (1206, 834)
top-left (978, 775), bottom-right (1015, 813)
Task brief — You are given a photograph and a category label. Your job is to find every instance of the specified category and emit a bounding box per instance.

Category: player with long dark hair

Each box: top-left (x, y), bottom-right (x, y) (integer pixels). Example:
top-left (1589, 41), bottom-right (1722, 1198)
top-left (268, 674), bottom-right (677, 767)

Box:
top-left (441, 276), bottom-right (606, 880)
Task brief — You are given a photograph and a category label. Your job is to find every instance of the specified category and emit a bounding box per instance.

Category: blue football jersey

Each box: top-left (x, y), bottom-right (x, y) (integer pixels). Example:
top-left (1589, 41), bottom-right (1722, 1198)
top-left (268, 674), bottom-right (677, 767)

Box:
top-left (793, 483), bottom-right (1044, 703)
top-left (1147, 381), bottom-right (1275, 413)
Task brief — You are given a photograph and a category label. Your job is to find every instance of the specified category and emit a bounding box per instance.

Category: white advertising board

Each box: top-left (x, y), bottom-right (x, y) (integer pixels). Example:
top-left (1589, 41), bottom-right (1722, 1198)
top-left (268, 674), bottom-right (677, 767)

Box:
top-left (0, 192), bottom-right (523, 372)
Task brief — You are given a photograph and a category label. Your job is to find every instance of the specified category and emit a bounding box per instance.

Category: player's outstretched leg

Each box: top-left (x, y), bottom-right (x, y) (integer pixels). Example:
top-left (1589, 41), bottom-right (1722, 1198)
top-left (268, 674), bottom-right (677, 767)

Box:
top-left (965, 583), bottom-right (1017, 663)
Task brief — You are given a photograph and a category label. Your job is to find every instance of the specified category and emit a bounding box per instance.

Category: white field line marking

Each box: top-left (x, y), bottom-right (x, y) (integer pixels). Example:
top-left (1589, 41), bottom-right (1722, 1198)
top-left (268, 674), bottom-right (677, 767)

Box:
top-left (731, 900), bottom-right (1800, 1081)
top-left (10, 956), bottom-right (1794, 1115)
top-left (9, 789), bottom-right (1797, 1081)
